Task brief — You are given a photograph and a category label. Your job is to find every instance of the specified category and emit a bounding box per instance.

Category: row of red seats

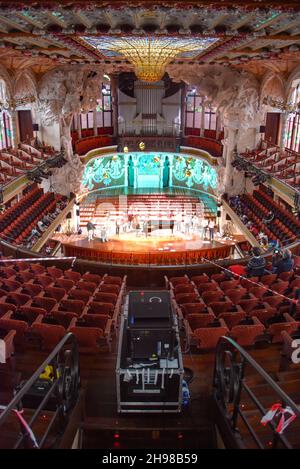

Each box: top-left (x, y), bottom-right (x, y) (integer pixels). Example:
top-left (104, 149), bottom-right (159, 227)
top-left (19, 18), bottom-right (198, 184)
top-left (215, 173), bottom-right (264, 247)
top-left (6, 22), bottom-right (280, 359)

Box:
top-left (0, 262), bottom-right (126, 356)
top-left (166, 271), bottom-right (300, 351)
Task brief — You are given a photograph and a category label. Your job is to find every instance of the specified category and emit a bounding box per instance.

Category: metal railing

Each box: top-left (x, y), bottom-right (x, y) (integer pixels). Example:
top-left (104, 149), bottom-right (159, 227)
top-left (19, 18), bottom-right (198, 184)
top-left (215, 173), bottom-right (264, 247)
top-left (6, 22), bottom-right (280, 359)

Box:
top-left (213, 336), bottom-right (300, 449)
top-left (0, 332), bottom-right (80, 449)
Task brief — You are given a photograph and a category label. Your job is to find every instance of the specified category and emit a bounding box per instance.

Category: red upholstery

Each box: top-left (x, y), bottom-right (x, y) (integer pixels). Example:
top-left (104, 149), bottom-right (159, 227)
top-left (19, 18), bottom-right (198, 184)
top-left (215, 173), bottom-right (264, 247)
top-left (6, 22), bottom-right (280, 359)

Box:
top-left (268, 314), bottom-right (299, 343)
top-left (209, 301), bottom-right (233, 316)
top-left (52, 311), bottom-right (77, 329)
top-left (68, 289), bottom-right (90, 303)
top-left (64, 270), bottom-right (81, 282)
top-left (68, 326), bottom-right (105, 354)
top-left (192, 320), bottom-right (229, 350)
top-left (220, 279), bottom-right (240, 291)
top-left (197, 282), bottom-right (219, 294)
top-left (202, 290), bottom-right (225, 305)
top-left (169, 276), bottom-right (189, 287)
top-left (88, 301), bottom-right (114, 316)
top-left (237, 298), bottom-right (259, 313)
top-left (226, 288), bottom-right (248, 304)
top-left (54, 278), bottom-right (75, 292)
top-left (5, 292), bottom-right (30, 306)
top-left (82, 273), bottom-right (102, 284)
top-left (174, 284), bottom-right (196, 294)
top-left (180, 303), bottom-right (207, 317)
top-left (190, 274), bottom-right (210, 284)
top-left (31, 322), bottom-right (65, 351)
top-left (19, 306), bottom-right (47, 322)
top-left (34, 275), bottom-right (53, 287)
top-left (21, 283), bottom-right (43, 296)
top-left (0, 329), bottom-right (16, 361)
top-left (230, 317), bottom-right (265, 347)
top-left (59, 299), bottom-right (85, 315)
top-left (186, 313), bottom-right (215, 330)
top-left (46, 266), bottom-right (63, 279)
top-left (219, 312), bottom-right (246, 329)
top-left (0, 318), bottom-right (29, 346)
top-left (99, 284), bottom-right (120, 295)
top-left (0, 302), bottom-right (16, 317)
top-left (31, 296), bottom-right (56, 313)
top-left (175, 292), bottom-right (199, 305)
top-left (83, 314), bottom-right (110, 330)
top-left (77, 281), bottom-right (97, 293)
top-left (94, 292), bottom-right (118, 305)
top-left (44, 286), bottom-right (66, 302)
top-left (103, 275), bottom-right (122, 286)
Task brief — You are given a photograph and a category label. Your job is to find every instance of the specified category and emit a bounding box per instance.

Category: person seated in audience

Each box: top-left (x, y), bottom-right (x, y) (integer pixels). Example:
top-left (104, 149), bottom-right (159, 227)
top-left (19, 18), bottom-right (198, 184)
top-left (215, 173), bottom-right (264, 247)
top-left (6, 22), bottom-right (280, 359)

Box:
top-left (42, 214), bottom-right (52, 226)
top-left (263, 210), bottom-right (274, 225)
top-left (37, 219), bottom-right (47, 233)
top-left (258, 230), bottom-right (268, 248)
top-left (272, 249), bottom-right (294, 274)
top-left (249, 224), bottom-right (259, 237)
top-left (246, 247), bottom-right (266, 277)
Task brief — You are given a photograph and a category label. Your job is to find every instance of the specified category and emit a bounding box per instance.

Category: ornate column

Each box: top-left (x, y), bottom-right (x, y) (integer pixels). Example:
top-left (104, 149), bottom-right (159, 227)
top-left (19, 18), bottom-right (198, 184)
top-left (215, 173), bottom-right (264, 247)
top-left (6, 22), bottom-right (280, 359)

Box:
top-left (279, 112), bottom-right (288, 150)
top-left (110, 74), bottom-right (119, 138)
top-left (169, 154), bottom-right (173, 187)
top-left (200, 102), bottom-right (205, 137)
top-left (93, 108), bottom-right (97, 136)
top-left (10, 110), bottom-right (19, 148)
top-left (180, 82), bottom-right (187, 140)
top-left (76, 113), bottom-right (82, 140)
top-left (223, 126), bottom-right (238, 195)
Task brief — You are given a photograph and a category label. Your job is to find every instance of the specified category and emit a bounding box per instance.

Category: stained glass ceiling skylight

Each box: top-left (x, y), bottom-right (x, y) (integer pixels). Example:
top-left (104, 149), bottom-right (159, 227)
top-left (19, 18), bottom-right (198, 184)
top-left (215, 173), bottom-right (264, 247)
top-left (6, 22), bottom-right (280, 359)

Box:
top-left (80, 36), bottom-right (219, 82)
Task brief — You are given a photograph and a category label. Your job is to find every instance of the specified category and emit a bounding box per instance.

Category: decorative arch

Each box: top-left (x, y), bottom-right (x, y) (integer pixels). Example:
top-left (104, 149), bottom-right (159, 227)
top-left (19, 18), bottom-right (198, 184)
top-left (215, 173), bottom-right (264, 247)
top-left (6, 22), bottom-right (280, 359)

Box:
top-left (0, 64), bottom-right (13, 99)
top-left (13, 69), bottom-right (38, 99)
top-left (260, 72), bottom-right (285, 104)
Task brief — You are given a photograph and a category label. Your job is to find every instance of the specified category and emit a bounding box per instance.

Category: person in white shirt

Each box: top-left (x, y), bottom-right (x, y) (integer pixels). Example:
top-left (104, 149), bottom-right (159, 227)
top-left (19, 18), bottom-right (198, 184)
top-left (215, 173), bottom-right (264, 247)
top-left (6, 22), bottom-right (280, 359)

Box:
top-left (37, 220), bottom-right (46, 233)
top-left (201, 218), bottom-right (209, 239)
top-left (208, 219), bottom-right (215, 241)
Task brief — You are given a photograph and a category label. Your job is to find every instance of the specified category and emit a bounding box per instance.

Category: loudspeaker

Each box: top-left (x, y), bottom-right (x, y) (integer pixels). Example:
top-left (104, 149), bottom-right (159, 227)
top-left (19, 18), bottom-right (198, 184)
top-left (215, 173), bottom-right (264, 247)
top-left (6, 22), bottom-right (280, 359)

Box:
top-left (76, 209), bottom-right (80, 216)
top-left (66, 212), bottom-right (72, 219)
top-left (259, 125), bottom-right (266, 133)
top-left (32, 124), bottom-right (39, 131)
top-left (217, 210), bottom-right (221, 218)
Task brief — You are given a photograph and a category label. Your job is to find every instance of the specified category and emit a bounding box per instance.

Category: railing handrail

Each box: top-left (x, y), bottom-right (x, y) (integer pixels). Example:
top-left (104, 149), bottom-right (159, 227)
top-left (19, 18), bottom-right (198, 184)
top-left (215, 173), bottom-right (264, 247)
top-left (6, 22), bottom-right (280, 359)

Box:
top-left (0, 332), bottom-right (78, 426)
top-left (216, 336), bottom-right (300, 417)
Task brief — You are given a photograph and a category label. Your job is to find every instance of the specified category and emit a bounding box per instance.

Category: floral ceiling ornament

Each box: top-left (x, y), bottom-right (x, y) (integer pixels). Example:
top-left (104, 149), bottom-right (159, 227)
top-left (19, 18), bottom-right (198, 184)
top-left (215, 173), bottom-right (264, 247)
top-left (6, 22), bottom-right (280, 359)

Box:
top-left (80, 36), bottom-right (219, 82)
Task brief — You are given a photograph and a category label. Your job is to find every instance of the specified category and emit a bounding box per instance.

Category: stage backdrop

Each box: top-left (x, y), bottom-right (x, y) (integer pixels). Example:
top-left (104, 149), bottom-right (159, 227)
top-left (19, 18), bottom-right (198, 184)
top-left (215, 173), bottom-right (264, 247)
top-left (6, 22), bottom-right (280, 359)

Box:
top-left (82, 152), bottom-right (218, 195)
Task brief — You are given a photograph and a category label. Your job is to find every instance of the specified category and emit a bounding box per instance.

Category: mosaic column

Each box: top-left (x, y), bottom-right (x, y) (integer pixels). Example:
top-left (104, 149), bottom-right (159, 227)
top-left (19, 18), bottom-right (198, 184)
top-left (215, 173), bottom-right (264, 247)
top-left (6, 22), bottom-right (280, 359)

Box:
top-left (93, 108), bottom-right (97, 136)
top-left (10, 110), bottom-right (19, 148)
top-left (180, 82), bottom-right (187, 140)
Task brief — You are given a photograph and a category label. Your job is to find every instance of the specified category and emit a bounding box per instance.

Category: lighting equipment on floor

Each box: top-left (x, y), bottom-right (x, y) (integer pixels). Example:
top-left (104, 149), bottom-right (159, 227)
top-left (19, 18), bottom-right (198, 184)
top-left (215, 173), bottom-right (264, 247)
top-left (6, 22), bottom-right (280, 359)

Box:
top-left (116, 291), bottom-right (183, 413)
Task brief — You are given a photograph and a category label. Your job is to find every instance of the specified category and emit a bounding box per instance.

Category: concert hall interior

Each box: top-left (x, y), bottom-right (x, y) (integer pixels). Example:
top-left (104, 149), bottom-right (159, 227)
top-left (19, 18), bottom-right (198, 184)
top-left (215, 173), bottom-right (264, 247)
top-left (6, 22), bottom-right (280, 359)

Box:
top-left (1, 0), bottom-right (300, 452)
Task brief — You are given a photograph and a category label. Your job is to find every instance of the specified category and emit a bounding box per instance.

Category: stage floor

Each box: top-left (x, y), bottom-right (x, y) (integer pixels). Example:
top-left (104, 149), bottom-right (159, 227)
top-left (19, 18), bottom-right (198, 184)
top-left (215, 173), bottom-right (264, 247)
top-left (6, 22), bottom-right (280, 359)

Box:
top-left (53, 232), bottom-right (245, 265)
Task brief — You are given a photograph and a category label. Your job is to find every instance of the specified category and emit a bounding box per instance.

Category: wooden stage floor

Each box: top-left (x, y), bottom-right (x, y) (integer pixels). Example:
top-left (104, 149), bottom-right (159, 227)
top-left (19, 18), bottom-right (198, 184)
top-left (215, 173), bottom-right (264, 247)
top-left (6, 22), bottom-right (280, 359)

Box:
top-left (53, 232), bottom-right (245, 265)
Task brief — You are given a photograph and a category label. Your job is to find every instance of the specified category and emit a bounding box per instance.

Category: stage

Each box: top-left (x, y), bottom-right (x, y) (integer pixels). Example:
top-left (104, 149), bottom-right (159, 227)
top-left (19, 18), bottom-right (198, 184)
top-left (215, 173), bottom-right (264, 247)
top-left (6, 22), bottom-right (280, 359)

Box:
top-left (54, 232), bottom-right (244, 266)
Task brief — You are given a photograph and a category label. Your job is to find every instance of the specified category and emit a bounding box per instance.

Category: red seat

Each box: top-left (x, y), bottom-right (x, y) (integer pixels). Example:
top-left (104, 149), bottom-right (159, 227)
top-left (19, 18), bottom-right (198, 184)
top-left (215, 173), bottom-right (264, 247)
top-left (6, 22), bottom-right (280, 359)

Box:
top-left (0, 317), bottom-right (29, 347)
top-left (175, 292), bottom-right (199, 305)
top-left (230, 317), bottom-right (265, 347)
top-left (249, 308), bottom-right (275, 326)
top-left (174, 284), bottom-right (196, 294)
top-left (0, 329), bottom-right (16, 361)
top-left (59, 299), bottom-right (85, 315)
top-left (169, 276), bottom-right (189, 287)
top-left (31, 296), bottom-right (56, 313)
top-left (225, 288), bottom-right (248, 304)
top-left (210, 273), bottom-right (227, 283)
top-left (77, 281), bottom-right (97, 293)
top-left (0, 301), bottom-right (16, 317)
top-left (219, 311), bottom-right (246, 329)
top-left (248, 286), bottom-right (267, 299)
top-left (52, 311), bottom-right (77, 329)
top-left (209, 301), bottom-right (233, 316)
top-left (192, 320), bottom-right (229, 350)
top-left (29, 263), bottom-right (45, 274)
top-left (237, 298), bottom-right (259, 313)
top-left (5, 292), bottom-right (30, 306)
top-left (21, 283), bottom-right (43, 296)
top-left (94, 292), bottom-right (118, 305)
top-left (1, 279), bottom-right (21, 291)
top-left (186, 313), bottom-right (215, 330)
top-left (263, 295), bottom-right (284, 309)
top-left (31, 322), bottom-right (65, 351)
top-left (47, 266), bottom-right (63, 279)
top-left (54, 278), bottom-right (75, 292)
top-left (220, 279), bottom-right (240, 291)
top-left (44, 286), bottom-right (66, 302)
top-left (180, 303), bottom-right (207, 317)
top-left (64, 270), bottom-right (81, 282)
top-left (190, 274), bottom-right (210, 284)
top-left (103, 275), bottom-right (122, 286)
top-left (19, 306), bottom-right (47, 322)
top-left (201, 290), bottom-right (225, 305)
top-left (99, 284), bottom-right (120, 295)
top-left (68, 326), bottom-right (106, 354)
top-left (88, 302), bottom-right (114, 316)
top-left (260, 274), bottom-right (277, 286)
top-left (82, 273), bottom-right (102, 284)
top-left (267, 313), bottom-right (299, 343)
top-left (83, 314), bottom-right (110, 331)
top-left (197, 282), bottom-right (218, 294)
top-left (68, 289), bottom-right (90, 303)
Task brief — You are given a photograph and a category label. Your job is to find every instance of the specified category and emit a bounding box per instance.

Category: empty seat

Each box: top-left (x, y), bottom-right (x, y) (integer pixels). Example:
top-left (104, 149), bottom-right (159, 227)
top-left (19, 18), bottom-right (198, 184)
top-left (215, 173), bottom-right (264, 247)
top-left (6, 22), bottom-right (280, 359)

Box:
top-left (169, 276), bottom-right (189, 287)
top-left (192, 320), bottom-right (229, 350)
top-left (220, 279), bottom-right (240, 291)
top-left (68, 289), bottom-right (90, 303)
top-left (267, 313), bottom-right (299, 343)
top-left (88, 302), bottom-right (114, 316)
top-left (21, 283), bottom-right (43, 296)
top-left (180, 303), bottom-right (208, 317)
top-left (59, 299), bottom-right (85, 315)
top-left (197, 282), bottom-right (219, 294)
top-left (0, 302), bottom-right (16, 317)
top-left (19, 306), bottom-right (47, 323)
top-left (186, 313), bottom-right (215, 330)
top-left (0, 317), bottom-right (29, 347)
top-left (5, 292), bottom-right (30, 306)
top-left (47, 266), bottom-right (63, 279)
top-left (31, 322), bottom-right (65, 351)
top-left (93, 292), bottom-right (118, 305)
top-left (52, 311), bottom-right (77, 329)
top-left (0, 329), bottom-right (16, 361)
top-left (103, 275), bottom-right (122, 286)
top-left (54, 278), bottom-right (75, 292)
top-left (191, 274), bottom-right (210, 284)
top-left (260, 274), bottom-right (277, 286)
top-left (68, 325), bottom-right (106, 354)
top-left (174, 284), bottom-right (195, 294)
top-left (230, 317), bottom-right (265, 347)
top-left (202, 290), bottom-right (225, 305)
top-left (225, 288), bottom-right (248, 304)
top-left (64, 270), bottom-right (81, 282)
top-left (82, 273), bottom-right (102, 284)
top-left (209, 301), bottom-right (233, 316)
top-left (237, 298), bottom-right (259, 313)
top-left (31, 296), bottom-right (56, 313)
top-left (44, 286), bottom-right (66, 302)
top-left (175, 292), bottom-right (199, 305)
top-left (77, 281), bottom-right (97, 293)
top-left (219, 311), bottom-right (247, 329)
top-left (34, 275), bottom-right (53, 287)
top-left (99, 284), bottom-right (120, 295)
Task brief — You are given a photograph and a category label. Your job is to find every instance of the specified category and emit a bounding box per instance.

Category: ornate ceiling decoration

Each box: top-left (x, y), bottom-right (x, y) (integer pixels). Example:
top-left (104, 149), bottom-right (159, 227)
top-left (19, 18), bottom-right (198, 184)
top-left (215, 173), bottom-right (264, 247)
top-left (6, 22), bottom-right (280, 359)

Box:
top-left (80, 36), bottom-right (219, 81)
top-left (0, 2), bottom-right (298, 76)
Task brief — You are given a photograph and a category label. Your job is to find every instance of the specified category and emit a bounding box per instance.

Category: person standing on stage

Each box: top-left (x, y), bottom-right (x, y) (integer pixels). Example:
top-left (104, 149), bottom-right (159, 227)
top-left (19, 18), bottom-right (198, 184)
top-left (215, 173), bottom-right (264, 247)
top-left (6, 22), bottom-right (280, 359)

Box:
top-left (209, 218), bottom-right (215, 241)
top-left (87, 220), bottom-right (96, 242)
top-left (100, 224), bottom-right (108, 243)
top-left (201, 217), bottom-right (208, 239)
top-left (176, 212), bottom-right (181, 233)
top-left (185, 213), bottom-right (191, 235)
top-left (116, 218), bottom-right (120, 236)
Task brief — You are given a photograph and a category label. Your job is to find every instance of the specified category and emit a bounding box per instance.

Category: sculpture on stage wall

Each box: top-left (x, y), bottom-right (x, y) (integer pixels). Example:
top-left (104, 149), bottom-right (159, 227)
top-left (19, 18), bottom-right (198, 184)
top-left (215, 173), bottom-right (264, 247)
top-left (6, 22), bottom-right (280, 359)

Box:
top-left (38, 66), bottom-right (104, 195)
top-left (167, 64), bottom-right (259, 130)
